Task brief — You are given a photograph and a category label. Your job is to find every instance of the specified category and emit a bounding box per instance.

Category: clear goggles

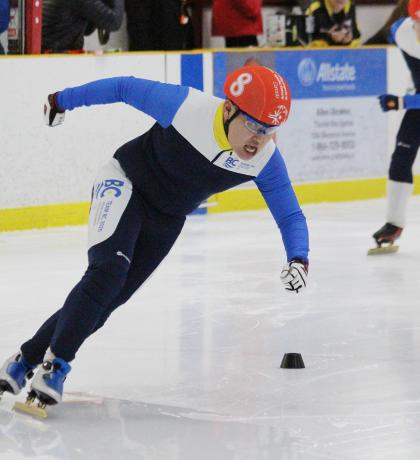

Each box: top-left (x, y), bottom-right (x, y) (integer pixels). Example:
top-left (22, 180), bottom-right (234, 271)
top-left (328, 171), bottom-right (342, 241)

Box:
top-left (242, 112), bottom-right (280, 136)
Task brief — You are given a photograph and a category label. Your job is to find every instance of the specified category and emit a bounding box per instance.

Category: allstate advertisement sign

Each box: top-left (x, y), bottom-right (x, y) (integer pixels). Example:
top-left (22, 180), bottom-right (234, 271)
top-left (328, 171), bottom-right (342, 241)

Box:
top-left (279, 49), bottom-right (386, 98)
top-left (212, 48), bottom-right (388, 183)
top-left (297, 58), bottom-right (357, 89)
top-left (213, 49), bottom-right (387, 99)
top-left (297, 58), bottom-right (318, 87)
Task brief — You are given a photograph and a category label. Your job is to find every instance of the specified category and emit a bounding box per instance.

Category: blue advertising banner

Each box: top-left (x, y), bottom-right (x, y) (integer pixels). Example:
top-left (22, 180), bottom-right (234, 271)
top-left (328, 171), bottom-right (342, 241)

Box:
top-left (213, 49), bottom-right (387, 99)
top-left (277, 49), bottom-right (387, 99)
top-left (212, 48), bottom-right (388, 183)
top-left (181, 54), bottom-right (204, 91)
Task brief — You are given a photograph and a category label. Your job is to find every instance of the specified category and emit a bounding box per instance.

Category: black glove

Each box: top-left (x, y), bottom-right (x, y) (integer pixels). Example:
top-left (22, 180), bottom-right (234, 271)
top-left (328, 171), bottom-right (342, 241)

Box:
top-left (44, 93), bottom-right (65, 127)
top-left (378, 94), bottom-right (403, 112)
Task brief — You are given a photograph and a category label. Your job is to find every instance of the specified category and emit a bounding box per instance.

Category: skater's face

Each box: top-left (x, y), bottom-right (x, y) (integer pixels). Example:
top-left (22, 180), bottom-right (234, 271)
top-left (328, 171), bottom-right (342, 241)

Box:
top-left (223, 100), bottom-right (275, 161)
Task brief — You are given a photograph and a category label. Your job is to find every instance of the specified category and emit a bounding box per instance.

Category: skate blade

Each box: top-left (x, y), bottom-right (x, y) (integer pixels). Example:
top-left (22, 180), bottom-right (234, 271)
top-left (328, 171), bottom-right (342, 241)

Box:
top-left (367, 244), bottom-right (399, 255)
top-left (13, 401), bottom-right (48, 419)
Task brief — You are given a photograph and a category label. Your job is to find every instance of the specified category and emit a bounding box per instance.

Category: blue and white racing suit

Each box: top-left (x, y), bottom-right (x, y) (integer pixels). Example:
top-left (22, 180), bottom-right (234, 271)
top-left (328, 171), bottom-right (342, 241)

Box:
top-left (21, 77), bottom-right (309, 363)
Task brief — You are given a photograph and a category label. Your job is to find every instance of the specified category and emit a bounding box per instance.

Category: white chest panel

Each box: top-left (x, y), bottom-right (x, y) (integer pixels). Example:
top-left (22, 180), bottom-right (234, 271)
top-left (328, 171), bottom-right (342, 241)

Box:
top-left (395, 18), bottom-right (420, 60)
top-left (172, 89), bottom-right (223, 161)
top-left (172, 89), bottom-right (276, 177)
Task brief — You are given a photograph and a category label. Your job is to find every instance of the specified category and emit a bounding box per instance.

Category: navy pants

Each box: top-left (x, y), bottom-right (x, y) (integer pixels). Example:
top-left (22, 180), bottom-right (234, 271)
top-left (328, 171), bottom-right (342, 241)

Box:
top-left (389, 109), bottom-right (420, 183)
top-left (21, 160), bottom-right (185, 364)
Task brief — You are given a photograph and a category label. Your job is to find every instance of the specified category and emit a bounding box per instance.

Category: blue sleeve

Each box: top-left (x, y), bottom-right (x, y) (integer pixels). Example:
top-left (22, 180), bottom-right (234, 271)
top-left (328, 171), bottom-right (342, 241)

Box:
top-left (404, 94), bottom-right (420, 109)
top-left (56, 76), bottom-right (189, 128)
top-left (0, 0), bottom-right (10, 33)
top-left (254, 149), bottom-right (309, 263)
top-left (388, 18), bottom-right (405, 44)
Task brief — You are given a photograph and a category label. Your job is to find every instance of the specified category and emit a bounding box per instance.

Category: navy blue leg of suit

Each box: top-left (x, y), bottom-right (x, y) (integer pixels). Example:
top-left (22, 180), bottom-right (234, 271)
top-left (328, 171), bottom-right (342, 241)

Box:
top-left (389, 110), bottom-right (420, 183)
top-left (21, 190), bottom-right (185, 365)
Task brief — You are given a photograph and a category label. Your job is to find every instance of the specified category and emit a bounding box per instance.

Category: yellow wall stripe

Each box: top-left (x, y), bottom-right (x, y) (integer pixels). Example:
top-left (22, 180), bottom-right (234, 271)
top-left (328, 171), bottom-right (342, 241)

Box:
top-left (1, 175), bottom-right (419, 231)
top-left (0, 202), bottom-right (90, 232)
top-left (294, 177), bottom-right (387, 205)
top-left (208, 175), bottom-right (420, 214)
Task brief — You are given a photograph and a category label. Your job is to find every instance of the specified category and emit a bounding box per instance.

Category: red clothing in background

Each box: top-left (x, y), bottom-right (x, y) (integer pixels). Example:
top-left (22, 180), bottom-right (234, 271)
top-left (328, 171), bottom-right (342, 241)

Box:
top-left (212, 0), bottom-right (263, 37)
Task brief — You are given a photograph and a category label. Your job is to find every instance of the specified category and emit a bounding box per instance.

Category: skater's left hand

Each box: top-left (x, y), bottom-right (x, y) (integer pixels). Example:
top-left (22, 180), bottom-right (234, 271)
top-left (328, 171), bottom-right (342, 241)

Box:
top-left (281, 259), bottom-right (308, 294)
top-left (378, 94), bottom-right (404, 112)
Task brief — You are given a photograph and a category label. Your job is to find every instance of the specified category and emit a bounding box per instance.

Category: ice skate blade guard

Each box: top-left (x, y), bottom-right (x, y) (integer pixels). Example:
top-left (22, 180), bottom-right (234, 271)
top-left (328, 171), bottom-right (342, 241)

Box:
top-left (367, 244), bottom-right (399, 255)
top-left (13, 401), bottom-right (48, 419)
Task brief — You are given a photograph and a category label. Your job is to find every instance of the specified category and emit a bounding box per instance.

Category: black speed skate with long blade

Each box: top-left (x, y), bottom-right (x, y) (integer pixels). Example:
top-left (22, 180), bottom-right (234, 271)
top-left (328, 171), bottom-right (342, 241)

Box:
top-left (367, 223), bottom-right (403, 255)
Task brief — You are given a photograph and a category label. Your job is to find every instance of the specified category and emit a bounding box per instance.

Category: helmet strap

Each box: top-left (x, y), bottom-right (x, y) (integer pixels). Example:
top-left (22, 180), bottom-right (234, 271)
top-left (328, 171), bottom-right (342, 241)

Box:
top-left (224, 104), bottom-right (241, 137)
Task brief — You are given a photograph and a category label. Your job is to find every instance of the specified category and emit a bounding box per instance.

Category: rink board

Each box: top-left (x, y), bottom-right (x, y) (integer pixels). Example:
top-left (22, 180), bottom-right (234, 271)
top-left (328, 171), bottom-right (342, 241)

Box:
top-left (2, 176), bottom-right (420, 231)
top-left (0, 47), bottom-right (419, 231)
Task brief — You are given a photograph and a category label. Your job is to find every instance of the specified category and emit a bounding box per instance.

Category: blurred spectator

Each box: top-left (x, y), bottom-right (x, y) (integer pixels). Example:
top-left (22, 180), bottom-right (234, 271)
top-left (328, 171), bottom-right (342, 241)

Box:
top-left (0, 0), bottom-right (9, 54)
top-left (365, 0), bottom-right (408, 45)
top-left (42, 0), bottom-right (124, 53)
top-left (306, 0), bottom-right (361, 47)
top-left (125, 0), bottom-right (190, 51)
top-left (212, 0), bottom-right (262, 48)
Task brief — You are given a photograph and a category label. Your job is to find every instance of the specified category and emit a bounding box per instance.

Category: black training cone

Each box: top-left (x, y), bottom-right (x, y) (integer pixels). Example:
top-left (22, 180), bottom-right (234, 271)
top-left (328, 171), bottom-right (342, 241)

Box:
top-left (280, 353), bottom-right (305, 369)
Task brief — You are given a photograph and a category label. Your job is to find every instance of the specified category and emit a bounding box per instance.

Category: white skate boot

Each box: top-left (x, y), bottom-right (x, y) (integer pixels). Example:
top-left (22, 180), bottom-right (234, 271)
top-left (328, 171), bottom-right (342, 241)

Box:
top-left (14, 349), bottom-right (71, 418)
top-left (0, 352), bottom-right (35, 398)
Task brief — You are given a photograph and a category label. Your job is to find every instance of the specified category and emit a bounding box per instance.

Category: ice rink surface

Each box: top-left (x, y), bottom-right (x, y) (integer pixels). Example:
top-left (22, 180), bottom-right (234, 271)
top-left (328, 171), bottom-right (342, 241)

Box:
top-left (1, 197), bottom-right (420, 460)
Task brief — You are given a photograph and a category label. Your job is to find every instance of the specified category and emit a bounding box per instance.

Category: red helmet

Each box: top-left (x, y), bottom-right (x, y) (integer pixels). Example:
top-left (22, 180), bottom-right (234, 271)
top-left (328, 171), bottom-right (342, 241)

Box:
top-left (224, 65), bottom-right (291, 126)
top-left (408, 0), bottom-right (420, 20)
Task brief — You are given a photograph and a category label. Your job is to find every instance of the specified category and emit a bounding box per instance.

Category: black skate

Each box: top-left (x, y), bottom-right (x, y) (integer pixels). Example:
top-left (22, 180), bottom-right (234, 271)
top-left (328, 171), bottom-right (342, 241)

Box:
top-left (367, 223), bottom-right (402, 255)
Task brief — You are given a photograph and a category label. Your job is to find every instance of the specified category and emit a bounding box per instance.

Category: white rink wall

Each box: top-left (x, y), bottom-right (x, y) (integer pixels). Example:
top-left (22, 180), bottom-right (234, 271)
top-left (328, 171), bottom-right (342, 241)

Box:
top-left (0, 47), bottom-right (418, 211)
top-left (0, 54), bottom-right (163, 208)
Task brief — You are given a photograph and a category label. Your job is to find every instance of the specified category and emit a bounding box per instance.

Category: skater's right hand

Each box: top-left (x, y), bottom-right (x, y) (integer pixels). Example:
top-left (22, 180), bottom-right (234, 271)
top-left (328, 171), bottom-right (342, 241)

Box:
top-left (44, 93), bottom-right (65, 127)
top-left (378, 94), bottom-right (404, 112)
